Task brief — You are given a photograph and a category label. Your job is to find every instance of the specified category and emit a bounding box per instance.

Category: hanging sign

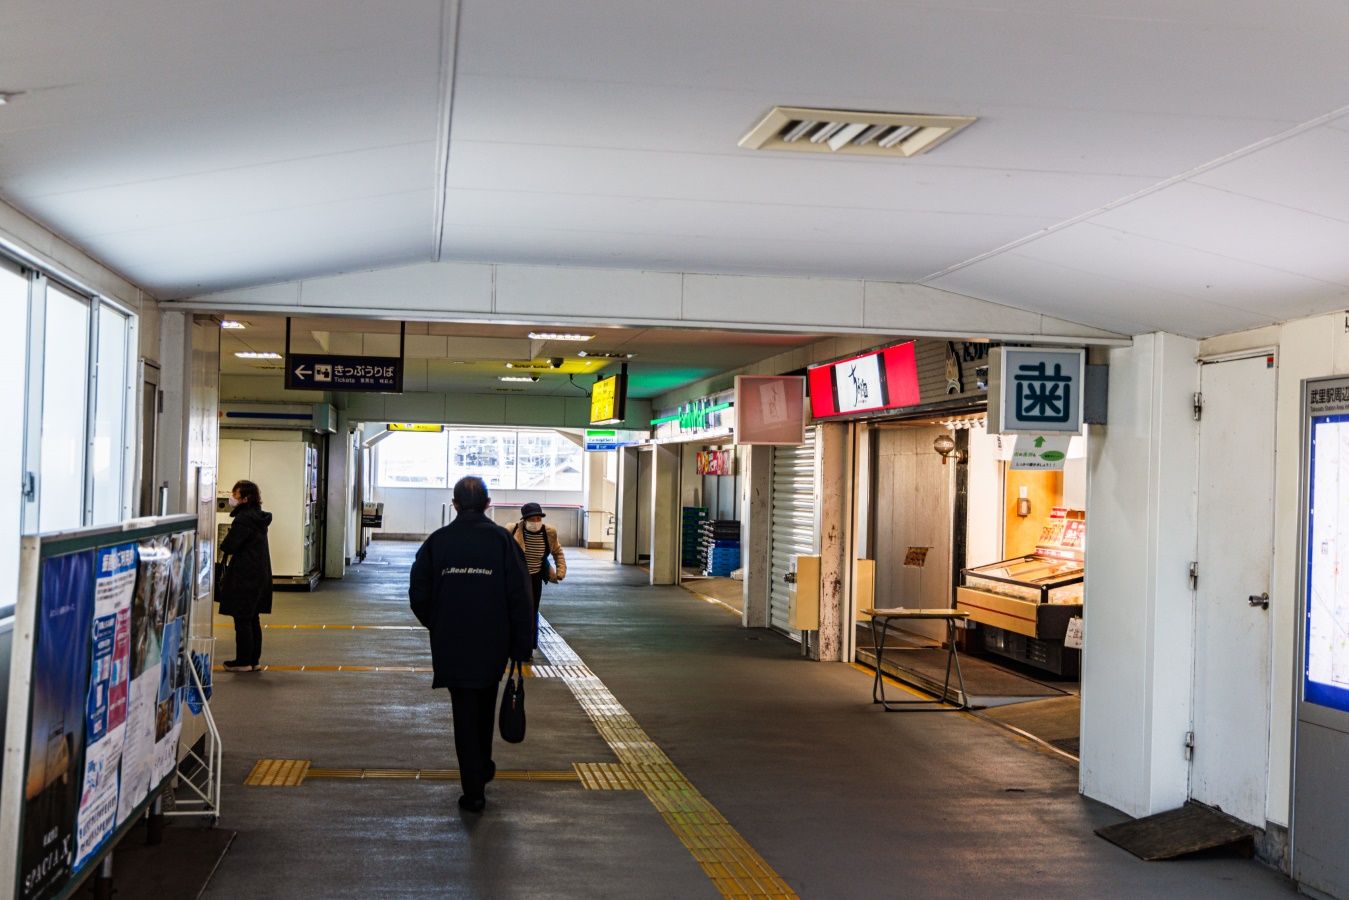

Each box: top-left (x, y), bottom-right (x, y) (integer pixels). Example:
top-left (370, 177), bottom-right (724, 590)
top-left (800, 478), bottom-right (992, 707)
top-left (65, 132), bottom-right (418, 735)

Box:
top-left (807, 342), bottom-right (921, 419)
top-left (387, 423), bottom-right (443, 433)
top-left (1064, 616), bottom-right (1085, 650)
top-left (285, 354), bottom-right (403, 393)
top-left (696, 450), bottom-right (734, 476)
top-left (583, 429), bottom-right (648, 451)
top-left (988, 347), bottom-right (1085, 434)
top-left (1010, 434), bottom-right (1071, 470)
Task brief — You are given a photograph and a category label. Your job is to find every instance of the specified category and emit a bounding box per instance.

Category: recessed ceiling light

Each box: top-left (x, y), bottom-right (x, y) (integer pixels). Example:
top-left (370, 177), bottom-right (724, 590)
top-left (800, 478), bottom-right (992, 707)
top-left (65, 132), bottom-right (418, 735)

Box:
top-left (740, 106), bottom-right (976, 158)
top-left (527, 332), bottom-right (593, 342)
top-left (220, 320), bottom-right (248, 330)
top-left (0, 91), bottom-right (24, 106)
top-left (235, 351), bottom-right (281, 359)
top-left (499, 375), bottom-right (539, 383)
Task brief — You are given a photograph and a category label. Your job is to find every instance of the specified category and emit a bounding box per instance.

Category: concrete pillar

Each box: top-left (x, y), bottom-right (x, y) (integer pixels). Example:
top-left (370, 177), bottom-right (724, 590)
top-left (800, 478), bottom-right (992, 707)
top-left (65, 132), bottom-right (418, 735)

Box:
top-left (1080, 332), bottom-right (1199, 817)
top-left (323, 422), bottom-right (352, 579)
top-left (740, 445), bottom-right (772, 628)
top-left (616, 447), bottom-right (639, 564)
top-left (815, 422), bottom-right (852, 662)
top-left (583, 450), bottom-right (616, 548)
top-left (649, 442), bottom-right (680, 585)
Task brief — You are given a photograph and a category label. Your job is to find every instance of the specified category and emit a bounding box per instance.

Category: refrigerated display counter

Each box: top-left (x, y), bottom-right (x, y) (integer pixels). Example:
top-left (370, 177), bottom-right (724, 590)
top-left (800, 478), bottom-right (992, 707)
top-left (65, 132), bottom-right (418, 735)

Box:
top-left (957, 507), bottom-right (1084, 675)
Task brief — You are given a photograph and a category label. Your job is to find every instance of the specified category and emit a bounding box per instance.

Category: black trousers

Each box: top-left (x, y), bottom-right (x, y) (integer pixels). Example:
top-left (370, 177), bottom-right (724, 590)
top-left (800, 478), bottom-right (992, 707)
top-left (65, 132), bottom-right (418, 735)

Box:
top-left (233, 615), bottom-right (262, 665)
top-left (448, 684), bottom-right (499, 801)
top-left (529, 570), bottom-right (544, 649)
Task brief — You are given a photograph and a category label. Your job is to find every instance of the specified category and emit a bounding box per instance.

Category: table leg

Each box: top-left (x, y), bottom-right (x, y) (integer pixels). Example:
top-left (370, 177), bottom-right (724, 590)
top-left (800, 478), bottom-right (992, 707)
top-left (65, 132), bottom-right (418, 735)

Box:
top-left (870, 615), bottom-right (885, 705)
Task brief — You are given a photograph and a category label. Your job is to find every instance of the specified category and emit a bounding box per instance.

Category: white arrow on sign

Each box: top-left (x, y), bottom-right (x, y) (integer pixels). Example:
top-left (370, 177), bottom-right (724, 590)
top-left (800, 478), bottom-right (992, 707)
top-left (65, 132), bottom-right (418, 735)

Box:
top-left (294, 365), bottom-right (311, 380)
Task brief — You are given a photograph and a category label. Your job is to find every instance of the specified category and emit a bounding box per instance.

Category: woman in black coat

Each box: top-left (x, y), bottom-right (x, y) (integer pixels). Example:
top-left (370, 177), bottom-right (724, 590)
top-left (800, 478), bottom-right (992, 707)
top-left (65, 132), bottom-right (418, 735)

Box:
top-left (217, 479), bottom-right (273, 672)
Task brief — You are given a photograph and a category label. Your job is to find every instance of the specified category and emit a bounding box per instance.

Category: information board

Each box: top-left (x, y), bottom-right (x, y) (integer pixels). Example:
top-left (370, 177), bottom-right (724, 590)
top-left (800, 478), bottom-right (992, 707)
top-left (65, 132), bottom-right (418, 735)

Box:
top-left (1304, 411), bottom-right (1349, 713)
top-left (589, 368), bottom-right (628, 425)
top-left (1, 517), bottom-right (197, 900)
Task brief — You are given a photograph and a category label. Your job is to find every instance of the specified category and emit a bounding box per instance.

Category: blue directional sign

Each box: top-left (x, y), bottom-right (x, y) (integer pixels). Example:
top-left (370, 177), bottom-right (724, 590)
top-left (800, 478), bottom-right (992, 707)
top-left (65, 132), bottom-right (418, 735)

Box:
top-left (285, 354), bottom-right (403, 393)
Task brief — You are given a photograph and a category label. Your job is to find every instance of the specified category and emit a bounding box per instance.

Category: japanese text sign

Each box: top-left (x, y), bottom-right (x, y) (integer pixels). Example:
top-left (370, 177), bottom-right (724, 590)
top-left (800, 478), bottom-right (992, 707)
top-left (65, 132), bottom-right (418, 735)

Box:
top-left (988, 347), bottom-right (1084, 434)
top-left (285, 354), bottom-right (403, 393)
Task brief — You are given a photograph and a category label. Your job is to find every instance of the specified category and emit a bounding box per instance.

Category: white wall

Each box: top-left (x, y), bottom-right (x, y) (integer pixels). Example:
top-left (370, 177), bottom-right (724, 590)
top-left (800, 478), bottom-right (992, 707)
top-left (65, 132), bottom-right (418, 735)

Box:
top-left (1081, 332), bottom-right (1199, 818)
top-left (965, 424), bottom-right (1005, 568)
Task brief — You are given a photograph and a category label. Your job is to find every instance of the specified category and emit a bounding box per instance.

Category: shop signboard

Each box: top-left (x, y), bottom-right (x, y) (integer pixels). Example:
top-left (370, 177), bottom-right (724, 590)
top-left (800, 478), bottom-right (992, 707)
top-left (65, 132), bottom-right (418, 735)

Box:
top-left (284, 354), bottom-right (403, 393)
top-left (734, 376), bottom-right (805, 445)
top-left (1, 517), bottom-right (197, 900)
top-left (696, 450), bottom-right (733, 476)
top-left (806, 342), bottom-right (921, 419)
top-left (988, 347), bottom-right (1085, 434)
top-left (387, 423), bottom-right (444, 433)
top-left (1009, 434), bottom-right (1071, 471)
top-left (650, 391), bottom-right (735, 443)
top-left (583, 429), bottom-right (648, 451)
top-left (589, 367), bottom-right (629, 425)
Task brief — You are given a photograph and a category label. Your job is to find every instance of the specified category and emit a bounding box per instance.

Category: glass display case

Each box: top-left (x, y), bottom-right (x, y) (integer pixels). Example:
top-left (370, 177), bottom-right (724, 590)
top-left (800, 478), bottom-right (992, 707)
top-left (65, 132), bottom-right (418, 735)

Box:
top-left (956, 508), bottom-right (1085, 675)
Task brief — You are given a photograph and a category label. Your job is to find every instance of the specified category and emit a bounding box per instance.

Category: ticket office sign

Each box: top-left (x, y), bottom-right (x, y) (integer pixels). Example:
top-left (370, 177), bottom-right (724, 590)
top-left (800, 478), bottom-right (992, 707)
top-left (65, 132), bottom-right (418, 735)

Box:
top-left (285, 354), bottom-right (403, 393)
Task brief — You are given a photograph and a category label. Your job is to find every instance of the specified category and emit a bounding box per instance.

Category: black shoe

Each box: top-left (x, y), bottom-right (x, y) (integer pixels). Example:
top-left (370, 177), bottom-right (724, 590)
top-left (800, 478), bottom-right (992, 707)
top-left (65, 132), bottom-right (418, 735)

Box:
top-left (222, 660), bottom-right (256, 672)
top-left (485, 761), bottom-right (496, 784)
top-left (458, 795), bottom-right (486, 813)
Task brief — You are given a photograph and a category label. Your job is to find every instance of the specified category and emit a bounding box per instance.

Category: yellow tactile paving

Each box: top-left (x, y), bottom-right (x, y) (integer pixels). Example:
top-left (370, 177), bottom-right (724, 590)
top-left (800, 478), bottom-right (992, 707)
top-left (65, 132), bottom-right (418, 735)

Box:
top-left (537, 617), bottom-right (799, 899)
top-left (213, 619), bottom-right (422, 631)
top-left (244, 758), bottom-right (311, 786)
top-left (573, 762), bottom-right (639, 791)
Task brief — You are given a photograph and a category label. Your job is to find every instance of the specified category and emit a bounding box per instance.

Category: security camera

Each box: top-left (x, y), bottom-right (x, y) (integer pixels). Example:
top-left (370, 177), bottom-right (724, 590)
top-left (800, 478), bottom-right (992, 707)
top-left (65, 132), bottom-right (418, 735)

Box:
top-left (549, 357), bottom-right (563, 368)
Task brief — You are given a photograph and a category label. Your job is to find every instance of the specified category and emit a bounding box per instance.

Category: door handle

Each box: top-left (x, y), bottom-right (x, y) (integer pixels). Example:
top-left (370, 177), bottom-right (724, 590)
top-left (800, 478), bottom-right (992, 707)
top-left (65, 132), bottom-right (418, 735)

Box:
top-left (1248, 592), bottom-right (1269, 610)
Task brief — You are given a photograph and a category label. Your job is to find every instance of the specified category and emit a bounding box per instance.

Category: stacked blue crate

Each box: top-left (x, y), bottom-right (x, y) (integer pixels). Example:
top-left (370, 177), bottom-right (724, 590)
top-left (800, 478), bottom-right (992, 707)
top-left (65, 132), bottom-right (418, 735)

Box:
top-left (698, 519), bottom-right (741, 576)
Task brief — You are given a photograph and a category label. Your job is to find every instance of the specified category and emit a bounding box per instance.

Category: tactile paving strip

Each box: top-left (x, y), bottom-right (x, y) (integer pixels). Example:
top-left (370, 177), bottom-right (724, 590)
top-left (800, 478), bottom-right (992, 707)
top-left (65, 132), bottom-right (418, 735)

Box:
top-left (537, 615), bottom-right (798, 899)
top-left (573, 762), bottom-right (639, 791)
top-left (216, 663), bottom-right (534, 677)
top-left (244, 758), bottom-right (310, 786)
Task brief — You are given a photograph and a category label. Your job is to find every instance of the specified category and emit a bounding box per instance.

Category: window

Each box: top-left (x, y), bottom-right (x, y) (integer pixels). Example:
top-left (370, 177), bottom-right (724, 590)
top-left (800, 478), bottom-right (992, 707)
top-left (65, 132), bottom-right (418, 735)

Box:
top-left (39, 285), bottom-right (90, 532)
top-left (0, 262), bottom-right (27, 612)
top-left (376, 431), bottom-right (449, 488)
top-left (450, 429), bottom-right (516, 488)
top-left (91, 306), bottom-right (130, 524)
top-left (516, 431), bottom-right (583, 491)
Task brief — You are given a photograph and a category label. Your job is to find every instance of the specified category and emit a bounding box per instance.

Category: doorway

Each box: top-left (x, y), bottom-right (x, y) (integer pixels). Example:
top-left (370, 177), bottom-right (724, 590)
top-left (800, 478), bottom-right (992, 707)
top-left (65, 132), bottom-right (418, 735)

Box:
top-left (1191, 354), bottom-right (1276, 826)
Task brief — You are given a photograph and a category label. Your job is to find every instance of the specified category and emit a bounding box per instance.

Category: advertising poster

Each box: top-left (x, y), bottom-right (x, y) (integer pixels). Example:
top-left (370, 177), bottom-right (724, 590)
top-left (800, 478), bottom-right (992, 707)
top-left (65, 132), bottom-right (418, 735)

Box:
top-left (74, 544), bottom-right (136, 869)
top-left (21, 552), bottom-right (94, 900)
top-left (1305, 415), bottom-right (1349, 712)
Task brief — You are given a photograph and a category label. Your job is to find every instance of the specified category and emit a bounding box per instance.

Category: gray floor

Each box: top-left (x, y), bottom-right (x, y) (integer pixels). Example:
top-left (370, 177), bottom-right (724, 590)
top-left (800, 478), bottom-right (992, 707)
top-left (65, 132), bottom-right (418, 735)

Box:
top-left (199, 541), bottom-right (1296, 899)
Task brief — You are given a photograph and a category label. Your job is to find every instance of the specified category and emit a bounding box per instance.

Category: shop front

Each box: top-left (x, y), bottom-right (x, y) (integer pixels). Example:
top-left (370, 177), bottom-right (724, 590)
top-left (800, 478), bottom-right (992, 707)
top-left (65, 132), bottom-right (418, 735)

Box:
top-left (809, 340), bottom-right (1092, 720)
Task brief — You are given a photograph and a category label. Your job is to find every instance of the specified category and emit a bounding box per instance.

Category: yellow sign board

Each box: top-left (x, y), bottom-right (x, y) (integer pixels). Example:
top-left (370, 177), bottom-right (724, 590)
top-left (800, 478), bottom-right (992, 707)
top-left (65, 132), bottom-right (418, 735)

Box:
top-left (387, 423), bottom-right (444, 433)
top-left (590, 373), bottom-right (625, 425)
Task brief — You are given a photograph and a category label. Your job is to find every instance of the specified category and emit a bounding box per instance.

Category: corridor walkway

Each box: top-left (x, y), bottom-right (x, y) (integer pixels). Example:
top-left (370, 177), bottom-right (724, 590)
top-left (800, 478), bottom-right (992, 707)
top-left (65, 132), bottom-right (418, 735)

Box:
top-left (202, 541), bottom-right (1294, 899)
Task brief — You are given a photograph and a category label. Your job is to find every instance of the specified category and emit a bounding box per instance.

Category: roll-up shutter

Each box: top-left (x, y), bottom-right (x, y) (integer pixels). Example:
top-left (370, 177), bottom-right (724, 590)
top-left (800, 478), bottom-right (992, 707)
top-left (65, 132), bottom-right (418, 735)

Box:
top-left (769, 427), bottom-right (818, 638)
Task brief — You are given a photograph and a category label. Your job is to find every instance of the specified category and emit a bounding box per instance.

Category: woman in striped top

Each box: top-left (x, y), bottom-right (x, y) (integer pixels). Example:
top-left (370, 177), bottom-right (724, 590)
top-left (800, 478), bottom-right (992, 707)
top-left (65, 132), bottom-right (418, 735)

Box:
top-left (510, 502), bottom-right (567, 661)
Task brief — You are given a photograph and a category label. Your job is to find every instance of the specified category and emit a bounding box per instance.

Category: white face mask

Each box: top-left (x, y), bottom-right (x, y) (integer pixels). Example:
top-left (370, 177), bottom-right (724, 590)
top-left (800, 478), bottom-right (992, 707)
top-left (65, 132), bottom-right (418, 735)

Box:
top-left (525, 521), bottom-right (543, 533)
top-left (228, 496), bottom-right (241, 508)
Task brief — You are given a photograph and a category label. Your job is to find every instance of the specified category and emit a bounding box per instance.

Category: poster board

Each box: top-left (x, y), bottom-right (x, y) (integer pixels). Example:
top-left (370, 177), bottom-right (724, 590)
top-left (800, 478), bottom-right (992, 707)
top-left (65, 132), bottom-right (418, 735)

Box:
top-left (734, 376), bottom-right (805, 445)
top-left (0, 515), bottom-right (197, 900)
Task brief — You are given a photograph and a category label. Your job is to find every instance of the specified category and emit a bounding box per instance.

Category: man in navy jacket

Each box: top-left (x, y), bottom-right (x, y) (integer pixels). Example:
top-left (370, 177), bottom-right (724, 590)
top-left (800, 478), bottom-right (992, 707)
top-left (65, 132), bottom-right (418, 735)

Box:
top-left (410, 476), bottom-right (533, 812)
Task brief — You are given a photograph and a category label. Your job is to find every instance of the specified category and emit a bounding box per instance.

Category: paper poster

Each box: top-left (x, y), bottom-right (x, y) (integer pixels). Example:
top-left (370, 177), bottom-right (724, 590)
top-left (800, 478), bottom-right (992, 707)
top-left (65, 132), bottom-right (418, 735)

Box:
top-left (1010, 434), bottom-right (1071, 471)
top-left (115, 668), bottom-right (158, 825)
top-left (22, 552), bottom-right (94, 900)
top-left (74, 545), bottom-right (136, 868)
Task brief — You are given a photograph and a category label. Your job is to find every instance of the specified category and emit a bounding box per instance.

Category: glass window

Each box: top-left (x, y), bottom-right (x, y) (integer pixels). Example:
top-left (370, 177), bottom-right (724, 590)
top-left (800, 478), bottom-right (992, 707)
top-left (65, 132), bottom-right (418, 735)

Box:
top-left (516, 431), bottom-right (583, 492)
top-left (375, 431), bottom-right (448, 488)
top-left (0, 263), bottom-right (27, 612)
top-left (450, 429), bottom-right (517, 489)
top-left (39, 285), bottom-right (90, 532)
top-left (91, 306), bottom-right (130, 524)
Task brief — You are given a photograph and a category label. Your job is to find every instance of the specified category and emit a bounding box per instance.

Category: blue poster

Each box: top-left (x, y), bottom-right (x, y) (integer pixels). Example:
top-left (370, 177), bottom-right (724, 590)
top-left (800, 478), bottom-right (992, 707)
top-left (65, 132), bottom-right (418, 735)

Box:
top-left (21, 552), bottom-right (94, 900)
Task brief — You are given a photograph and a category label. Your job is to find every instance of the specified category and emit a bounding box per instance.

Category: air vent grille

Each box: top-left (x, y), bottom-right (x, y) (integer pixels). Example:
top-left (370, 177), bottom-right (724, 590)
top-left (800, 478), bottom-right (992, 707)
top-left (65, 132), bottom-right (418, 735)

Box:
top-left (739, 107), bottom-right (976, 158)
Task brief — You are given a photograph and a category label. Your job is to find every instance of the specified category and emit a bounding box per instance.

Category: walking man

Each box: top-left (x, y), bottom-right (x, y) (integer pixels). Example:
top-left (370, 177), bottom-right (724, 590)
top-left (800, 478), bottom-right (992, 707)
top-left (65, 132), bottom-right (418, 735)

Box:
top-left (410, 476), bottom-right (533, 812)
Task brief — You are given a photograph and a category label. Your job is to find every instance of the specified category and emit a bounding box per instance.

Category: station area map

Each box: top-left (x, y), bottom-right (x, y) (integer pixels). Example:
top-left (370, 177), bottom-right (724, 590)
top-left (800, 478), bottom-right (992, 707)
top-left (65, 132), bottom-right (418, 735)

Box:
top-left (1308, 417), bottom-right (1349, 706)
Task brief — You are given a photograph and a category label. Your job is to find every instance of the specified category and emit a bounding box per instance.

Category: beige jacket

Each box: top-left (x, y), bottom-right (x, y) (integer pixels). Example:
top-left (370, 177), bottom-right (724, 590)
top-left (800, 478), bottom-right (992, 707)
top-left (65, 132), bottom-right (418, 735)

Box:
top-left (510, 522), bottom-right (567, 582)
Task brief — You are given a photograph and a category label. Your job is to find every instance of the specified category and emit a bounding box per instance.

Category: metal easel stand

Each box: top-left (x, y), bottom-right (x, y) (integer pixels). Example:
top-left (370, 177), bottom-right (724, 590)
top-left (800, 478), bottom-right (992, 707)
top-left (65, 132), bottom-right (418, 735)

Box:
top-left (165, 637), bottom-right (223, 824)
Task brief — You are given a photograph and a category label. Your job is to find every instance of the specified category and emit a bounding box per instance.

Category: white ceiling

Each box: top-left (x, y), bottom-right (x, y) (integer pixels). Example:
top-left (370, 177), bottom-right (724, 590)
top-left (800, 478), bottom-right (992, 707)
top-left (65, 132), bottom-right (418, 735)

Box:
top-left (3, 1), bottom-right (1349, 337)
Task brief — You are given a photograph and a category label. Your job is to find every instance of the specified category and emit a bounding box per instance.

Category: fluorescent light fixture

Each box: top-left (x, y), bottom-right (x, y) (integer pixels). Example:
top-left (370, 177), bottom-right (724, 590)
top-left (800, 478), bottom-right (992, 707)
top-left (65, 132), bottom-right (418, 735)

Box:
top-left (826, 122), bottom-right (869, 151)
top-left (527, 332), bottom-right (593, 342)
top-left (810, 122), bottom-right (847, 144)
top-left (234, 351), bottom-right (282, 359)
top-left (499, 375), bottom-right (539, 383)
top-left (220, 320), bottom-right (248, 330)
top-left (879, 125), bottom-right (919, 149)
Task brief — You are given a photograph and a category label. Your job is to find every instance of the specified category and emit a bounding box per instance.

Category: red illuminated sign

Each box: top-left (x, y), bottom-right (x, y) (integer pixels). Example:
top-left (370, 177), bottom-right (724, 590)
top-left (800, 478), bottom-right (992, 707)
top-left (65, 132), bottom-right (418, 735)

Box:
top-left (807, 342), bottom-right (921, 418)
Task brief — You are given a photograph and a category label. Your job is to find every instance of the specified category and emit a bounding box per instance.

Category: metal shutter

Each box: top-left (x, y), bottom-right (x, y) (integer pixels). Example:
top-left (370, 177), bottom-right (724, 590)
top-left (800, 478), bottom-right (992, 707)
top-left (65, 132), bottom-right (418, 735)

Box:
top-left (769, 427), bottom-right (818, 638)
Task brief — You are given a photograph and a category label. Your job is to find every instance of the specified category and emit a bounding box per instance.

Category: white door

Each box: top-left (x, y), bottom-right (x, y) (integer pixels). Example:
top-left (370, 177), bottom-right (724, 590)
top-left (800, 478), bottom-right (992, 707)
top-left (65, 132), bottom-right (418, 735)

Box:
top-left (1191, 355), bottom-right (1276, 825)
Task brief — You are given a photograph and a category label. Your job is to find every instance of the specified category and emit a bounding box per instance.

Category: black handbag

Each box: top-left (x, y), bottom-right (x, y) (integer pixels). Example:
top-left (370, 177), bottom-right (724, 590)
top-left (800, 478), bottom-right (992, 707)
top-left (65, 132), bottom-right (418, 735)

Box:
top-left (499, 660), bottom-right (526, 743)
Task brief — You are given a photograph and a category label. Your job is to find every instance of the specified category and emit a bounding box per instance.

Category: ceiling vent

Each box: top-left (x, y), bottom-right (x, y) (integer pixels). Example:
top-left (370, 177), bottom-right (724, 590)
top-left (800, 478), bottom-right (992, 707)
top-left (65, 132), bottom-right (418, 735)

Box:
top-left (739, 106), bottom-right (976, 158)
